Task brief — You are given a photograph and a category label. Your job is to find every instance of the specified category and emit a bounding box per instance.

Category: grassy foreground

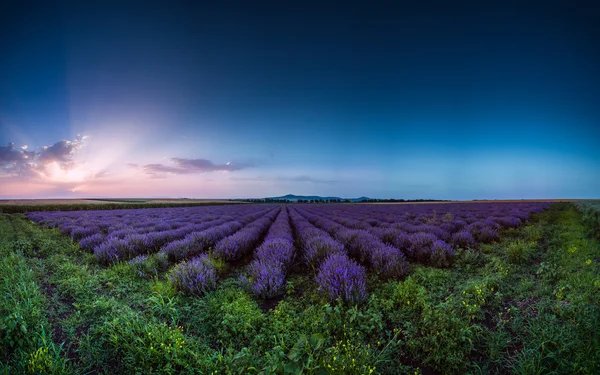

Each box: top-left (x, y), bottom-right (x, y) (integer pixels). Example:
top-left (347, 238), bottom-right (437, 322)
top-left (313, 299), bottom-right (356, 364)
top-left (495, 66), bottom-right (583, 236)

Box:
top-left (1, 203), bottom-right (598, 374)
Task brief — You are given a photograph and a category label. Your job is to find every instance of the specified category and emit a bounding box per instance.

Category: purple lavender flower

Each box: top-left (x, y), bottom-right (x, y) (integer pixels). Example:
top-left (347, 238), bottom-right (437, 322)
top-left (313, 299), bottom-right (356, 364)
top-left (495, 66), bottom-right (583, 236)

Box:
top-left (408, 232), bottom-right (438, 261)
top-left (214, 212), bottom-right (279, 261)
top-left (370, 244), bottom-right (409, 278)
top-left (431, 240), bottom-right (454, 267)
top-left (451, 220), bottom-right (468, 232)
top-left (494, 216), bottom-right (522, 229)
top-left (129, 255), bottom-right (158, 278)
top-left (94, 236), bottom-right (128, 264)
top-left (483, 218), bottom-right (501, 230)
top-left (451, 230), bottom-right (476, 249)
top-left (80, 233), bottom-right (105, 250)
top-left (255, 238), bottom-right (295, 268)
top-left (316, 254), bottom-right (367, 304)
top-left (245, 260), bottom-right (286, 298)
top-left (70, 226), bottom-right (100, 241)
top-left (164, 221), bottom-right (244, 262)
top-left (169, 254), bottom-right (218, 295)
top-left (390, 231), bottom-right (411, 251)
top-left (478, 227), bottom-right (499, 243)
top-left (304, 235), bottom-right (347, 266)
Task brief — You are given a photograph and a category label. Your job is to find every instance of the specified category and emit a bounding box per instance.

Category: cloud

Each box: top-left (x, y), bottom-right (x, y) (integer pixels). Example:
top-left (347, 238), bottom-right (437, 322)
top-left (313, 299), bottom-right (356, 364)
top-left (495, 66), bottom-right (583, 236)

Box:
top-left (0, 135), bottom-right (88, 179)
top-left (143, 163), bottom-right (183, 175)
top-left (38, 139), bottom-right (82, 164)
top-left (93, 170), bottom-right (110, 179)
top-left (230, 175), bottom-right (337, 184)
top-left (287, 175), bottom-right (337, 184)
top-left (0, 142), bottom-right (36, 176)
top-left (142, 158), bottom-right (252, 177)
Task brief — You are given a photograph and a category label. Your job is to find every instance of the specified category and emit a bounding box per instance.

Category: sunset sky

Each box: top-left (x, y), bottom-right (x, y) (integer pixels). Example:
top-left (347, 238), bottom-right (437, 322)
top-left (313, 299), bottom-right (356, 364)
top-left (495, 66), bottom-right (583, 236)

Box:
top-left (1, 1), bottom-right (599, 199)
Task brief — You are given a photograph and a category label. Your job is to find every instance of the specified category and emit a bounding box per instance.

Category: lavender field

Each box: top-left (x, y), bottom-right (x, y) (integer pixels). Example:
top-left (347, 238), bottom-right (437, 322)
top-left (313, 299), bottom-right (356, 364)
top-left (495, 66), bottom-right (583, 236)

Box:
top-left (2, 202), bottom-right (598, 374)
top-left (26, 202), bottom-right (550, 302)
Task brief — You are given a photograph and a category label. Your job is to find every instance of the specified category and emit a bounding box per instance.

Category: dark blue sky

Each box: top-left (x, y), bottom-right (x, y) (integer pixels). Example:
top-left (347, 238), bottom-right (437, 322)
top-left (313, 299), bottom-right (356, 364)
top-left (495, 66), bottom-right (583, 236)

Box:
top-left (1, 1), bottom-right (599, 198)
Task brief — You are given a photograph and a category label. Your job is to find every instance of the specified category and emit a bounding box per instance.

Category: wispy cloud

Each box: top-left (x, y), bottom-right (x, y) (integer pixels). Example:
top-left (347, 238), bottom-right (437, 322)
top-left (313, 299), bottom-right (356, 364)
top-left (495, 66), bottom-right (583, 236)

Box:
top-left (142, 158), bottom-right (252, 177)
top-left (230, 174), bottom-right (337, 184)
top-left (287, 175), bottom-right (337, 184)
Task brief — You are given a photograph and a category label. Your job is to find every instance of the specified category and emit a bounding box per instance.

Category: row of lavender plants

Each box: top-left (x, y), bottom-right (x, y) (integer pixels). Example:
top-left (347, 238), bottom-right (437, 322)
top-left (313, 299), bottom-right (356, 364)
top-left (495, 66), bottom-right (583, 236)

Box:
top-left (241, 207), bottom-right (296, 298)
top-left (288, 207), bottom-right (367, 303)
top-left (299, 206), bottom-right (455, 267)
top-left (168, 207), bottom-right (282, 295)
top-left (292, 207), bottom-right (412, 275)
top-left (28, 205), bottom-right (236, 246)
top-left (27, 205), bottom-right (278, 264)
top-left (298, 202), bottom-right (552, 265)
top-left (306, 202), bottom-right (550, 231)
top-left (103, 206), bottom-right (278, 264)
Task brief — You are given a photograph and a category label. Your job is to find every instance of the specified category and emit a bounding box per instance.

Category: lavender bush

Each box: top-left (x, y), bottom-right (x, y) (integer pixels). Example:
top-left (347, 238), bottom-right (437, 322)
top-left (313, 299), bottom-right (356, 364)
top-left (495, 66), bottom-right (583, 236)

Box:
top-left (214, 210), bottom-right (279, 261)
top-left (244, 207), bottom-right (296, 298)
top-left (243, 260), bottom-right (286, 299)
top-left (478, 227), bottom-right (500, 243)
top-left (451, 230), bottom-right (476, 249)
top-left (430, 240), bottom-right (454, 267)
top-left (254, 238), bottom-right (295, 268)
top-left (80, 233), bottom-right (105, 250)
top-left (370, 243), bottom-right (409, 278)
top-left (408, 232), bottom-right (438, 261)
top-left (316, 254), bottom-right (367, 304)
top-left (304, 235), bottom-right (346, 266)
top-left (169, 254), bottom-right (218, 295)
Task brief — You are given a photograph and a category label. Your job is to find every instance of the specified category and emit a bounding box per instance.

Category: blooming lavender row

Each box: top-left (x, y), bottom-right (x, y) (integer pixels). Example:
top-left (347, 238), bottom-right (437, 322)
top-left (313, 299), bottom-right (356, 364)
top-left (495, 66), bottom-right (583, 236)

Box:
top-left (161, 207), bottom-right (280, 263)
top-left (297, 202), bottom-right (552, 266)
top-left (26, 205), bottom-right (262, 248)
top-left (293, 207), bottom-right (410, 277)
top-left (26, 201), bottom-right (553, 301)
top-left (288, 207), bottom-right (347, 268)
top-left (26, 205), bottom-right (279, 265)
top-left (27, 205), bottom-right (219, 234)
top-left (244, 207), bottom-right (296, 298)
top-left (163, 207), bottom-right (284, 299)
top-left (288, 207), bottom-right (367, 303)
top-left (83, 214), bottom-right (235, 252)
top-left (169, 254), bottom-right (219, 295)
top-left (213, 207), bottom-right (282, 261)
top-left (315, 253), bottom-right (367, 304)
top-left (301, 206), bottom-right (455, 267)
top-left (95, 207), bottom-right (278, 264)
top-left (303, 203), bottom-right (546, 234)
top-left (306, 202), bottom-right (549, 225)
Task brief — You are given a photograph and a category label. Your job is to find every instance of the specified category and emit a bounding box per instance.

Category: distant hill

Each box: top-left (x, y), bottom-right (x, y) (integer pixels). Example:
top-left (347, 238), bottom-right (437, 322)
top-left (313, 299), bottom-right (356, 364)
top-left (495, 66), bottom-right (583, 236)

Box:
top-left (233, 194), bottom-right (451, 203)
top-left (265, 194), bottom-right (371, 202)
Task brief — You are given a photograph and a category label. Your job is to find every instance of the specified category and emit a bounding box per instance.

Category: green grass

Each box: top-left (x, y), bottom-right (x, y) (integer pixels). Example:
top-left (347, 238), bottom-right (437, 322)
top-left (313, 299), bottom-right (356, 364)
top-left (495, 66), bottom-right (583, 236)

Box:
top-left (0, 203), bottom-right (599, 374)
top-left (576, 201), bottom-right (600, 240)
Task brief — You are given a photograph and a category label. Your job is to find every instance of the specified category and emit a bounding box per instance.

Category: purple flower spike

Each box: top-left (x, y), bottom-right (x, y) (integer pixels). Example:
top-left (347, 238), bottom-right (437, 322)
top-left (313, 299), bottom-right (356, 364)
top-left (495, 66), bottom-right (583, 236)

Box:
top-left (169, 254), bottom-right (218, 295)
top-left (246, 260), bottom-right (286, 299)
top-left (304, 235), bottom-right (347, 266)
top-left (431, 240), bottom-right (454, 267)
top-left (315, 254), bottom-right (367, 304)
top-left (451, 230), bottom-right (476, 249)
